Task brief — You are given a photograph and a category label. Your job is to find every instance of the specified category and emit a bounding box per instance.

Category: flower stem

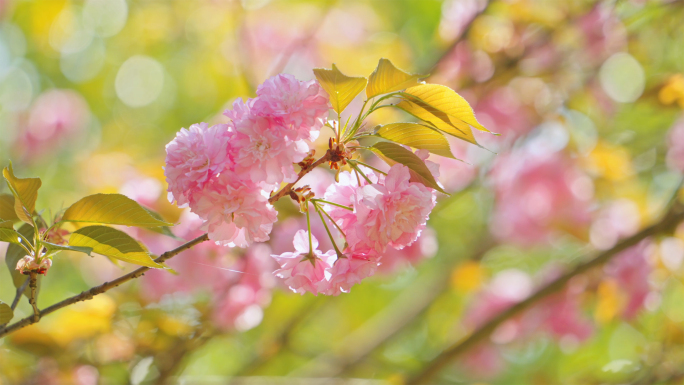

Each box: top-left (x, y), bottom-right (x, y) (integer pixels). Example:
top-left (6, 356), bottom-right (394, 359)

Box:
top-left (349, 159), bottom-right (387, 176)
top-left (305, 200), bottom-right (313, 255)
top-left (311, 199), bottom-right (353, 211)
top-left (314, 203), bottom-right (343, 257)
top-left (348, 161), bottom-right (373, 184)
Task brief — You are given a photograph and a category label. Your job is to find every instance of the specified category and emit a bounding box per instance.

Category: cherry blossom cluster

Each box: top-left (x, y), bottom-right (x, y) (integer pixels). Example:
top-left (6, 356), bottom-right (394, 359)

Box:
top-left (164, 74), bottom-right (330, 248)
top-left (165, 73), bottom-right (440, 295)
top-left (273, 164), bottom-right (437, 295)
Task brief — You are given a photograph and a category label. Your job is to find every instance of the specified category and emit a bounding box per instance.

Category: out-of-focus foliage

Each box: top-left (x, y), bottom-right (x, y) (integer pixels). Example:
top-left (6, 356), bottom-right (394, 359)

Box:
top-left (2, 0), bottom-right (684, 384)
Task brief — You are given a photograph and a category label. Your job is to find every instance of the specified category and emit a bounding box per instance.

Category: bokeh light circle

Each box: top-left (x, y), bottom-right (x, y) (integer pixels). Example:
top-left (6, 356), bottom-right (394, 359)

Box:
top-left (599, 52), bottom-right (645, 103)
top-left (115, 55), bottom-right (164, 108)
top-left (83, 0), bottom-right (128, 38)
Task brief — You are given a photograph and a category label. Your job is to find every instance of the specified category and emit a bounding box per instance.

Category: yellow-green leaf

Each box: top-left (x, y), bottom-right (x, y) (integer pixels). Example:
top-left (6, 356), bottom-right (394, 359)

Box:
top-left (62, 194), bottom-right (173, 227)
top-left (41, 241), bottom-right (93, 258)
top-left (366, 58), bottom-right (426, 98)
top-left (0, 227), bottom-right (22, 245)
top-left (68, 225), bottom-right (162, 268)
top-left (370, 141), bottom-right (446, 193)
top-left (397, 96), bottom-right (478, 145)
top-left (0, 301), bottom-right (13, 324)
top-left (0, 194), bottom-right (18, 221)
top-left (2, 163), bottom-right (41, 226)
top-left (401, 84), bottom-right (490, 132)
top-left (313, 64), bottom-right (367, 114)
top-left (0, 220), bottom-right (14, 229)
top-left (376, 123), bottom-right (455, 159)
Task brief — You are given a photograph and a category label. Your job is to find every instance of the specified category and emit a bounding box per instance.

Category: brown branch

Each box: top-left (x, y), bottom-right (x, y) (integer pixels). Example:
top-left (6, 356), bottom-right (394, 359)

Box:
top-left (268, 150), bottom-right (333, 204)
top-left (0, 151), bottom-right (331, 339)
top-left (0, 233), bottom-right (209, 339)
top-left (10, 279), bottom-right (29, 310)
top-left (28, 272), bottom-right (39, 323)
top-left (406, 202), bottom-right (684, 385)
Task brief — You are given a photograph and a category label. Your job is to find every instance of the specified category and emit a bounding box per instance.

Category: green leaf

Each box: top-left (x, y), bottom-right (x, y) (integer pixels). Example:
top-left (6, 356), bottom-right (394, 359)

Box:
top-left (366, 58), bottom-right (426, 99)
top-left (4, 224), bottom-right (39, 298)
top-left (41, 241), bottom-right (93, 258)
top-left (68, 225), bottom-right (162, 268)
top-left (144, 208), bottom-right (181, 240)
top-left (2, 163), bottom-right (41, 226)
top-left (376, 123), bottom-right (456, 159)
top-left (0, 194), bottom-right (19, 221)
top-left (0, 301), bottom-right (13, 324)
top-left (401, 84), bottom-right (490, 132)
top-left (369, 141), bottom-right (446, 193)
top-left (0, 220), bottom-right (14, 229)
top-left (61, 194), bottom-right (173, 227)
top-left (313, 64), bottom-right (367, 114)
top-left (0, 227), bottom-right (23, 245)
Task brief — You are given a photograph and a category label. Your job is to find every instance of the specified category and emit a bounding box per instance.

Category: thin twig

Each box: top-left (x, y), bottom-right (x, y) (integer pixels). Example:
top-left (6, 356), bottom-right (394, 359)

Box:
top-left (407, 202), bottom-right (684, 385)
top-left (0, 278), bottom-right (30, 329)
top-left (0, 233), bottom-right (209, 338)
top-left (11, 279), bottom-right (29, 310)
top-left (268, 150), bottom-right (333, 203)
top-left (0, 150), bottom-right (331, 339)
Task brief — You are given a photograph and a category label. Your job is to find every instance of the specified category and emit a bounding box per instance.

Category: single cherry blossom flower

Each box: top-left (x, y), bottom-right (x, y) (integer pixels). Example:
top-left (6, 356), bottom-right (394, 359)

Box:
top-left (271, 230), bottom-right (336, 295)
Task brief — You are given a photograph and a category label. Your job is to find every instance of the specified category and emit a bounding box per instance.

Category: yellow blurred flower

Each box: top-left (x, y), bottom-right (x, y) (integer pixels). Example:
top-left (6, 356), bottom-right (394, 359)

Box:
top-left (594, 279), bottom-right (623, 324)
top-left (11, 295), bottom-right (116, 347)
top-left (659, 74), bottom-right (684, 109)
top-left (584, 141), bottom-right (634, 182)
top-left (451, 261), bottom-right (486, 294)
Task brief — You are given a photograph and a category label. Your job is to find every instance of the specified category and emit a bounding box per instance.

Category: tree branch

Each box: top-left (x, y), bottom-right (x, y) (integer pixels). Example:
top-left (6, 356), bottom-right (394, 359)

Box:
top-left (268, 150), bottom-right (333, 204)
top-left (0, 233), bottom-right (209, 338)
top-left (28, 272), bottom-right (39, 323)
top-left (0, 150), bottom-right (332, 339)
top-left (407, 202), bottom-right (684, 385)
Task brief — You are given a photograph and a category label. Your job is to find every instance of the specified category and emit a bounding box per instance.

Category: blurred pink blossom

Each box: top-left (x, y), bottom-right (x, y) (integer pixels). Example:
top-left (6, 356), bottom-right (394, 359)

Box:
top-left (666, 116), bottom-right (684, 173)
top-left (19, 89), bottom-right (90, 160)
top-left (489, 150), bottom-right (593, 246)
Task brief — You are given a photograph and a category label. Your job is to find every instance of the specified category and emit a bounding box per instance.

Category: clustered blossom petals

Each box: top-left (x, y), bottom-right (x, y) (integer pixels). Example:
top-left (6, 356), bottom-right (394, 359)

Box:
top-left (164, 122), bottom-right (232, 207)
top-left (272, 230), bottom-right (335, 295)
top-left (165, 72), bottom-right (438, 296)
top-left (271, 163), bottom-right (438, 296)
top-left (254, 73), bottom-right (330, 141)
top-left (164, 74), bottom-right (331, 248)
top-left (192, 173), bottom-right (277, 248)
top-left (350, 165), bottom-right (436, 253)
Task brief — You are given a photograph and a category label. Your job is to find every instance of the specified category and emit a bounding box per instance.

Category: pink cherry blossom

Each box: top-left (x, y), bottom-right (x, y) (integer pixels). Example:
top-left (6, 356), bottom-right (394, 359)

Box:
top-left (323, 247), bottom-right (380, 296)
top-left (191, 172), bottom-right (277, 248)
top-left (604, 241), bottom-right (652, 319)
top-left (254, 74), bottom-right (330, 142)
top-left (164, 122), bottom-right (232, 207)
top-left (666, 117), bottom-right (684, 173)
top-left (489, 150), bottom-right (593, 246)
top-left (231, 114), bottom-right (308, 186)
top-left (323, 168), bottom-right (377, 230)
top-left (18, 89), bottom-right (90, 162)
top-left (349, 164), bottom-right (436, 253)
top-left (271, 230), bottom-right (336, 295)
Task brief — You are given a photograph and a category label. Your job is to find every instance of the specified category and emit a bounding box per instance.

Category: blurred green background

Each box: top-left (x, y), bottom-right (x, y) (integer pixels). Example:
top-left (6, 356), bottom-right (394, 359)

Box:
top-left (3, 0), bottom-right (684, 384)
